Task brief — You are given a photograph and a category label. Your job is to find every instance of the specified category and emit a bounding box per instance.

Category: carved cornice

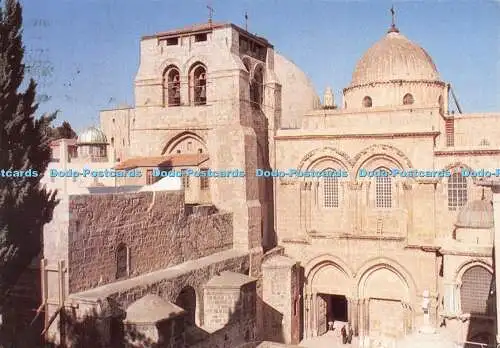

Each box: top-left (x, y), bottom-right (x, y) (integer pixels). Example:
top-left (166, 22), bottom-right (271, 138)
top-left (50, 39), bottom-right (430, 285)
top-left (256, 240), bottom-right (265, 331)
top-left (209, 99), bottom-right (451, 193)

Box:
top-left (435, 149), bottom-right (500, 156)
top-left (275, 132), bottom-right (439, 141)
top-left (343, 79), bottom-right (446, 93)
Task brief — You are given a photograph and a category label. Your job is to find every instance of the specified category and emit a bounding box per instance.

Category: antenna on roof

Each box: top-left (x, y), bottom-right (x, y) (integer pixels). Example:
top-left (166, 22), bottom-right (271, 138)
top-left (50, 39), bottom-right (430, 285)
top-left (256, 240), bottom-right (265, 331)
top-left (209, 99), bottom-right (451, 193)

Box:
top-left (207, 2), bottom-right (214, 26)
top-left (244, 11), bottom-right (248, 31)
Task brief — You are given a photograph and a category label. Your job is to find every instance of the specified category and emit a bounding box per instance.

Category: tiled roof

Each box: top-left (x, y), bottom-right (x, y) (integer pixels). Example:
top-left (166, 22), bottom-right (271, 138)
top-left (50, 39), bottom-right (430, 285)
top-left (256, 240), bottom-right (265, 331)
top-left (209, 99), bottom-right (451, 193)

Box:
top-left (114, 153), bottom-right (209, 170)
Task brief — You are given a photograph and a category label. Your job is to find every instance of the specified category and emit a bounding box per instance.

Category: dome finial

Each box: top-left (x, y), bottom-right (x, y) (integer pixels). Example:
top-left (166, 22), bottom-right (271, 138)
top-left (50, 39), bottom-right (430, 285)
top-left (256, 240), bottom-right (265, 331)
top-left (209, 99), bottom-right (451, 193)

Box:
top-left (388, 5), bottom-right (399, 33)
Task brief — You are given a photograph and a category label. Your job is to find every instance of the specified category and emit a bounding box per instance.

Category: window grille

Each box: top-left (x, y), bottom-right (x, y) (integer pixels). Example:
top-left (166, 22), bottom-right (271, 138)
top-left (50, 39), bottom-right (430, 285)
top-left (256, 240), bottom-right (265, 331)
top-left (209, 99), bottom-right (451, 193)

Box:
top-left (460, 266), bottom-right (493, 315)
top-left (181, 169), bottom-right (190, 188)
top-left (375, 175), bottom-right (391, 208)
top-left (200, 169), bottom-right (209, 190)
top-left (448, 172), bottom-right (467, 210)
top-left (323, 175), bottom-right (339, 208)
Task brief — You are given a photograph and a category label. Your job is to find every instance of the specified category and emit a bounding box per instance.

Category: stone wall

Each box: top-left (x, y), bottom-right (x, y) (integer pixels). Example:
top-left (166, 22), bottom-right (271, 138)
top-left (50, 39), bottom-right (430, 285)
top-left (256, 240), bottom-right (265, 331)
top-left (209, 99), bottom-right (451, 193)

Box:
top-left (67, 190), bottom-right (233, 293)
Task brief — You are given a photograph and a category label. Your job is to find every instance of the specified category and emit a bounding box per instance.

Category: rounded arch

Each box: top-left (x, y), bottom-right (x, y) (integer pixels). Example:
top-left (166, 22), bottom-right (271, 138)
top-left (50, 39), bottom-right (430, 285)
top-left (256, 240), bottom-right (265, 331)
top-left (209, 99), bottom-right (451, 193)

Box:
top-left (352, 144), bottom-right (413, 177)
top-left (356, 257), bottom-right (417, 302)
top-left (297, 147), bottom-right (352, 173)
top-left (175, 285), bottom-right (198, 325)
top-left (162, 131), bottom-right (207, 155)
top-left (304, 254), bottom-right (355, 296)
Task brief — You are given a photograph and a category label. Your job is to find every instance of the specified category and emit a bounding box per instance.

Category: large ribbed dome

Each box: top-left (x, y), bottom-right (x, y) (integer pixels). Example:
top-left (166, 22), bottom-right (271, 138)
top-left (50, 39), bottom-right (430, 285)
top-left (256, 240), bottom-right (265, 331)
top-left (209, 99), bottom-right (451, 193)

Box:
top-left (350, 30), bottom-right (440, 86)
top-left (456, 199), bottom-right (494, 229)
top-left (77, 126), bottom-right (107, 144)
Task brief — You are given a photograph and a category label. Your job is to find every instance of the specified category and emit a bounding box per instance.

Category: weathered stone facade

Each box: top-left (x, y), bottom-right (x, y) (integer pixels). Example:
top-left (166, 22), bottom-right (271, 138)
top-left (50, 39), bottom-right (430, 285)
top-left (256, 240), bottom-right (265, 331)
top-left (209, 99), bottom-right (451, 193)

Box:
top-left (38, 18), bottom-right (500, 348)
top-left (67, 191), bottom-right (232, 292)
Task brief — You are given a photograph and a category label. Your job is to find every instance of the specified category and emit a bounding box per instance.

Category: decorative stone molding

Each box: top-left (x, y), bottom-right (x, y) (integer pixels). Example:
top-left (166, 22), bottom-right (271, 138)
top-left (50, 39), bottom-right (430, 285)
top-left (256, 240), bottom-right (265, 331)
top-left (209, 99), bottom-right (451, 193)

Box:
top-left (297, 146), bottom-right (352, 171)
top-left (351, 144), bottom-right (413, 175)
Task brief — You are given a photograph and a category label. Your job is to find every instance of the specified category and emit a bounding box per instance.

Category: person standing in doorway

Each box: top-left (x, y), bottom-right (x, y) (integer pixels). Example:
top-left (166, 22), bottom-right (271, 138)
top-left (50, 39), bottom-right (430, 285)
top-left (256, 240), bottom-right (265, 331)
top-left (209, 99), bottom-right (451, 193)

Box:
top-left (341, 325), bottom-right (347, 344)
top-left (346, 323), bottom-right (353, 344)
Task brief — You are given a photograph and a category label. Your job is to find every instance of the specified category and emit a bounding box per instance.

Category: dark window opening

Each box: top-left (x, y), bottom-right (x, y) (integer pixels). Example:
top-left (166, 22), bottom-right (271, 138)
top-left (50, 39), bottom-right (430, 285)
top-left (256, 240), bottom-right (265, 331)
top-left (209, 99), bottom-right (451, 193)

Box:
top-left (363, 96), bottom-right (372, 108)
top-left (321, 294), bottom-right (348, 324)
top-left (176, 286), bottom-right (197, 325)
top-left (166, 37), bottom-right (179, 46)
top-left (250, 66), bottom-right (264, 107)
top-left (403, 93), bottom-right (414, 105)
top-left (200, 169), bottom-right (209, 190)
top-left (194, 33), bottom-right (207, 42)
top-left (191, 64), bottom-right (207, 105)
top-left (165, 67), bottom-right (181, 106)
top-left (146, 169), bottom-right (159, 185)
top-left (116, 243), bottom-right (128, 279)
top-left (181, 169), bottom-right (190, 188)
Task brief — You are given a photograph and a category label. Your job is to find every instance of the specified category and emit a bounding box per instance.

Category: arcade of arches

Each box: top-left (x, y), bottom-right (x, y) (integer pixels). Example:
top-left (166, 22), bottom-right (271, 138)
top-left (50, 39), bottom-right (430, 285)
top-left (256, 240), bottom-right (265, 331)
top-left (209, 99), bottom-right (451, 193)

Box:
top-left (304, 259), bottom-right (413, 342)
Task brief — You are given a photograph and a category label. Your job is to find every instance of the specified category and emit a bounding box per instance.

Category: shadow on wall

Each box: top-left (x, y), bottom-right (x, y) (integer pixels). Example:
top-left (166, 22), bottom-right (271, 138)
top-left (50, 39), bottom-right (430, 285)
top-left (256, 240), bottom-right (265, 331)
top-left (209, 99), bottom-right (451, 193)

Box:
top-left (261, 298), bottom-right (285, 343)
top-left (0, 260), bottom-right (44, 348)
top-left (254, 106), bottom-right (277, 252)
top-left (36, 282), bottom-right (258, 348)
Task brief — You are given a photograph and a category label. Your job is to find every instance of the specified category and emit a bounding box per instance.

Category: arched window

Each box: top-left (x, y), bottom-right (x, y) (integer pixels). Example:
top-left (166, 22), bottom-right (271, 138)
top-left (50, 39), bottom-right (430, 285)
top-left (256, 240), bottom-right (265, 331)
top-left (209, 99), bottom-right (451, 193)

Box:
top-left (403, 93), bottom-right (414, 105)
top-left (250, 65), bottom-right (264, 107)
top-left (176, 286), bottom-right (197, 325)
top-left (362, 96), bottom-right (372, 108)
top-left (164, 67), bottom-right (180, 106)
top-left (460, 266), bottom-right (493, 315)
top-left (375, 169), bottom-right (391, 208)
top-left (190, 63), bottom-right (207, 105)
top-left (116, 243), bottom-right (129, 279)
top-left (448, 172), bottom-right (467, 210)
top-left (111, 137), bottom-right (114, 146)
top-left (323, 169), bottom-right (339, 208)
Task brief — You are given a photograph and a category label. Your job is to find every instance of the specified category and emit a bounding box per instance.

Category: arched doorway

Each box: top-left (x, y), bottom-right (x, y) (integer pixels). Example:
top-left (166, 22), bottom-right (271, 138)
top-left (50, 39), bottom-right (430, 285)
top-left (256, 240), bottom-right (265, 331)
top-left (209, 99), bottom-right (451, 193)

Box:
top-left (175, 286), bottom-right (197, 325)
top-left (358, 266), bottom-right (412, 345)
top-left (305, 258), bottom-right (353, 338)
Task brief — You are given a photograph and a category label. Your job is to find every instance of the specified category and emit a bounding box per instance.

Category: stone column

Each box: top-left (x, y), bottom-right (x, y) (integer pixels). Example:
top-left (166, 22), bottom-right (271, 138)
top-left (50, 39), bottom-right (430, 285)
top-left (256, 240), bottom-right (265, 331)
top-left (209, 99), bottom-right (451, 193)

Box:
top-left (303, 293), bottom-right (309, 339)
top-left (312, 292), bottom-right (317, 337)
top-left (358, 298), bottom-right (366, 345)
top-left (492, 185), bottom-right (500, 344)
top-left (351, 298), bottom-right (359, 336)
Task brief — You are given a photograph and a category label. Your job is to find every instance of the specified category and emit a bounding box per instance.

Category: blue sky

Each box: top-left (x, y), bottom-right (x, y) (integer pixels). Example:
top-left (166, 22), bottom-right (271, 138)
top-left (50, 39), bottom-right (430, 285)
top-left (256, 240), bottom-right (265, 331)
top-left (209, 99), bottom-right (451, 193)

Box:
top-left (20, 0), bottom-right (500, 132)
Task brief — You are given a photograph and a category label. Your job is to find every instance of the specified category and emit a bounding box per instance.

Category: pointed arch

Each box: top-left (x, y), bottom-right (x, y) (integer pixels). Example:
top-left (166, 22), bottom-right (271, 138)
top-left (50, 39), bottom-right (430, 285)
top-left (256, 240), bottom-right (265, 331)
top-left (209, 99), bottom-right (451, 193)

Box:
top-left (297, 147), bottom-right (352, 173)
top-left (352, 144), bottom-right (413, 177)
top-left (356, 257), bottom-right (417, 303)
top-left (162, 131), bottom-right (207, 155)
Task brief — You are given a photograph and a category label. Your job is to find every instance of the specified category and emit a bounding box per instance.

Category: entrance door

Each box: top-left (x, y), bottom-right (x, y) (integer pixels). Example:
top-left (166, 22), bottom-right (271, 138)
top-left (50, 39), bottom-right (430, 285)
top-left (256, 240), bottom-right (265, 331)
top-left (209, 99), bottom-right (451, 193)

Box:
top-left (317, 294), bottom-right (348, 336)
top-left (316, 294), bottom-right (328, 336)
top-left (369, 298), bottom-right (404, 343)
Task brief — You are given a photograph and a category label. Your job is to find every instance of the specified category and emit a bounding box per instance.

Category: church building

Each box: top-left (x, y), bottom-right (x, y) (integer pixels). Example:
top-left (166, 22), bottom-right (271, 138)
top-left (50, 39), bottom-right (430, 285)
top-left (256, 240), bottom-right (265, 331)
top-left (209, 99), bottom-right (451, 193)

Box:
top-left (41, 12), bottom-right (500, 348)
